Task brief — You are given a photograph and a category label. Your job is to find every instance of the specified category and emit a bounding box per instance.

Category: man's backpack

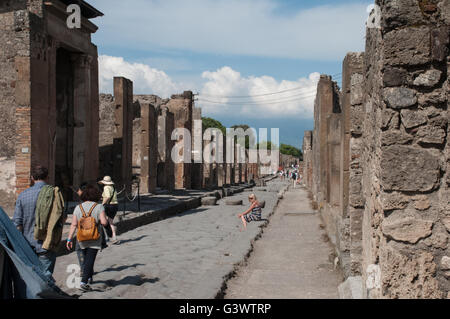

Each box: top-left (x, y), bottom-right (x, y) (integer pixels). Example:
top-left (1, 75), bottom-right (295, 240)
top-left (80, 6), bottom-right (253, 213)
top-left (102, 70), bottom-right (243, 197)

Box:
top-left (77, 203), bottom-right (100, 242)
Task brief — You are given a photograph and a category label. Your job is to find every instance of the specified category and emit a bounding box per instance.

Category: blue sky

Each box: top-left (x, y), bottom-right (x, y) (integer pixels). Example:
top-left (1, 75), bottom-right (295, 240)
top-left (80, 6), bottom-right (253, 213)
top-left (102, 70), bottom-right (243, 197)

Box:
top-left (89, 0), bottom-right (371, 150)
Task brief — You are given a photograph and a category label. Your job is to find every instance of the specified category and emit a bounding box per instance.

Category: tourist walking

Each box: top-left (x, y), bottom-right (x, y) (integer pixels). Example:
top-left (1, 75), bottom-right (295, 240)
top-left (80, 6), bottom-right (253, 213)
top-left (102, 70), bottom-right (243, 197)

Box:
top-left (74, 182), bottom-right (109, 282)
top-left (238, 194), bottom-right (262, 231)
top-left (98, 176), bottom-right (120, 244)
top-left (66, 184), bottom-right (109, 292)
top-left (13, 165), bottom-right (65, 277)
top-left (292, 170), bottom-right (298, 188)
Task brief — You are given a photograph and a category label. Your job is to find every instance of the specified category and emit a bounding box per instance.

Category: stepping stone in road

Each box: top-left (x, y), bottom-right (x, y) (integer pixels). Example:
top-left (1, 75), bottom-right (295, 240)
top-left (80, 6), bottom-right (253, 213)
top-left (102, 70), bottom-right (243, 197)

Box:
top-left (225, 199), bottom-right (243, 206)
top-left (201, 197), bottom-right (218, 206)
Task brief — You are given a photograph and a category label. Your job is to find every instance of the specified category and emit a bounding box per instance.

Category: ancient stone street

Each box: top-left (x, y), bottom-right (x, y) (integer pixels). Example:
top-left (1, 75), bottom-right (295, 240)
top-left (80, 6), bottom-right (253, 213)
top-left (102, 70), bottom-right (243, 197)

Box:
top-left (1, 0), bottom-right (449, 300)
top-left (225, 186), bottom-right (343, 299)
top-left (53, 180), bottom-right (291, 299)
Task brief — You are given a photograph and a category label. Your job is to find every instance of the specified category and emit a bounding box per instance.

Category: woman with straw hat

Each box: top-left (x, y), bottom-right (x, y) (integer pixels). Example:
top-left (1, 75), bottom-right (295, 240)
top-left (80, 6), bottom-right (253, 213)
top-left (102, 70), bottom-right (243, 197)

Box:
top-left (98, 176), bottom-right (119, 244)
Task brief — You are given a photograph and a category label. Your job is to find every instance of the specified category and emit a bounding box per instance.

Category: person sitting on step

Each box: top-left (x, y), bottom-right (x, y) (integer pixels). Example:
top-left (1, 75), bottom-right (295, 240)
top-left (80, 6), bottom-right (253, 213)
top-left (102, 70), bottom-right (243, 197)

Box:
top-left (238, 194), bottom-right (262, 231)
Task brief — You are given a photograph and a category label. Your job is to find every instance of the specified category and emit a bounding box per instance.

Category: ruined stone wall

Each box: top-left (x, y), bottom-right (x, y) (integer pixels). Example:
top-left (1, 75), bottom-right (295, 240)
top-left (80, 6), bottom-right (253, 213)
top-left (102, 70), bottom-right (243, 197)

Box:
top-left (133, 94), bottom-right (163, 183)
top-left (112, 77), bottom-right (133, 190)
top-left (310, 75), bottom-right (343, 251)
top-left (166, 91), bottom-right (194, 189)
top-left (302, 131), bottom-right (313, 189)
top-left (139, 103), bottom-right (158, 194)
top-left (280, 153), bottom-right (298, 168)
top-left (360, 0), bottom-right (449, 299)
top-left (339, 52), bottom-right (365, 278)
top-left (306, 1), bottom-right (449, 298)
top-left (312, 76), bottom-right (340, 203)
top-left (99, 94), bottom-right (115, 178)
top-left (307, 67), bottom-right (368, 283)
top-left (0, 0), bottom-right (30, 213)
top-left (191, 107), bottom-right (203, 189)
top-left (157, 107), bottom-right (175, 190)
top-left (101, 93), bottom-right (190, 192)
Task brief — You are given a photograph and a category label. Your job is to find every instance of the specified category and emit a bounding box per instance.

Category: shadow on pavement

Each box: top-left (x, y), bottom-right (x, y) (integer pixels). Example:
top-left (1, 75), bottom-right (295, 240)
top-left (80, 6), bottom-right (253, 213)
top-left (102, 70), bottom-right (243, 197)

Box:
top-left (96, 275), bottom-right (160, 288)
top-left (115, 235), bottom-right (148, 245)
top-left (99, 263), bottom-right (146, 273)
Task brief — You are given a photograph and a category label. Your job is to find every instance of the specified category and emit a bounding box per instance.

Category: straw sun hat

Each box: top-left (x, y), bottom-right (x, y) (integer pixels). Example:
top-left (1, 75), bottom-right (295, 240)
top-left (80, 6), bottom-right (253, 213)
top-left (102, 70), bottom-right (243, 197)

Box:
top-left (98, 176), bottom-right (115, 185)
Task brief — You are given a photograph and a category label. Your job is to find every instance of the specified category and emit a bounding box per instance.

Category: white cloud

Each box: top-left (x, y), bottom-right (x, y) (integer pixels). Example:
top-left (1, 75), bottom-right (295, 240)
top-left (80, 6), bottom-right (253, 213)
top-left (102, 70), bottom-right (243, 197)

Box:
top-left (90, 0), bottom-right (370, 60)
top-left (98, 56), bottom-right (320, 119)
top-left (98, 55), bottom-right (180, 97)
top-left (198, 66), bottom-right (320, 119)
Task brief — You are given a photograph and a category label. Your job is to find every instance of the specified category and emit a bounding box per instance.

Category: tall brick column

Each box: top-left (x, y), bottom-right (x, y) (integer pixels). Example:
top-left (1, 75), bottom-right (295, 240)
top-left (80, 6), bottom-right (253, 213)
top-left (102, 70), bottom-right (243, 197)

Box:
top-left (312, 75), bottom-right (339, 204)
top-left (113, 77), bottom-right (134, 191)
top-left (157, 107), bottom-right (175, 191)
top-left (166, 91), bottom-right (193, 189)
top-left (302, 131), bottom-right (313, 189)
top-left (72, 54), bottom-right (96, 189)
top-left (192, 107), bottom-right (203, 189)
top-left (14, 56), bottom-right (32, 196)
top-left (140, 103), bottom-right (157, 194)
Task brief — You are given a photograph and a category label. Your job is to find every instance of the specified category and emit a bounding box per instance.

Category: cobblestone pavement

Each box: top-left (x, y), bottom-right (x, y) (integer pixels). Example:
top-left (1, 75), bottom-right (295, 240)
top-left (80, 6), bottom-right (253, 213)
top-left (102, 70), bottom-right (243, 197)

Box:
top-left (53, 181), bottom-right (288, 299)
top-left (225, 186), bottom-right (344, 299)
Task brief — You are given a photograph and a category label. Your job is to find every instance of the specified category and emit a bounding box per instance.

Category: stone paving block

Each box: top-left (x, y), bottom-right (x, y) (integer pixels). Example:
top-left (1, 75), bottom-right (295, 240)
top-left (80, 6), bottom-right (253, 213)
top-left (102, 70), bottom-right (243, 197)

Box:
top-left (202, 197), bottom-right (218, 206)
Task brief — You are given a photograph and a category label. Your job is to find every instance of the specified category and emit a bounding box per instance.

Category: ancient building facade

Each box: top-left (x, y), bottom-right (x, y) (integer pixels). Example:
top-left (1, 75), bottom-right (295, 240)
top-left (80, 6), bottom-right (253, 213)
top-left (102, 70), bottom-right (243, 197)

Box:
top-left (304, 0), bottom-right (449, 298)
top-left (0, 0), bottom-right (102, 214)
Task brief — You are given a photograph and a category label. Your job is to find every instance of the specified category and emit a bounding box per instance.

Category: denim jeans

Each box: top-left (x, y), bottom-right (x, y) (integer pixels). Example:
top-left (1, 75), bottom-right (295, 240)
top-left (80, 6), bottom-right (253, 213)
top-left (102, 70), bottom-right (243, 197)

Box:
top-left (81, 248), bottom-right (98, 284)
top-left (75, 241), bottom-right (85, 278)
top-left (38, 251), bottom-right (56, 278)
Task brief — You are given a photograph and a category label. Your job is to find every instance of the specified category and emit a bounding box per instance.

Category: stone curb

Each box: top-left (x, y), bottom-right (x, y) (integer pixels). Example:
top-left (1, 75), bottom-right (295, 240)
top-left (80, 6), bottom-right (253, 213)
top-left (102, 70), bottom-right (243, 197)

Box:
top-left (215, 182), bottom-right (287, 299)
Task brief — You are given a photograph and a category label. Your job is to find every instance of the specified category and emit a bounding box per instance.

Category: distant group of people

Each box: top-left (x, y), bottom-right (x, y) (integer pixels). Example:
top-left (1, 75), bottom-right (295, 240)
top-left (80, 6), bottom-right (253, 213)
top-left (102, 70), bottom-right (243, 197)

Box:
top-left (278, 165), bottom-right (301, 188)
top-left (13, 165), bottom-right (120, 292)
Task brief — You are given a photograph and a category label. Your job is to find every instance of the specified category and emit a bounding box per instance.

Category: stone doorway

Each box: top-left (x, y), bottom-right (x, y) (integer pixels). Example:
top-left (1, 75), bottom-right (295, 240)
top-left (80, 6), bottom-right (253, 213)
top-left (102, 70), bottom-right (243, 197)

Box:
top-left (55, 48), bottom-right (75, 201)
